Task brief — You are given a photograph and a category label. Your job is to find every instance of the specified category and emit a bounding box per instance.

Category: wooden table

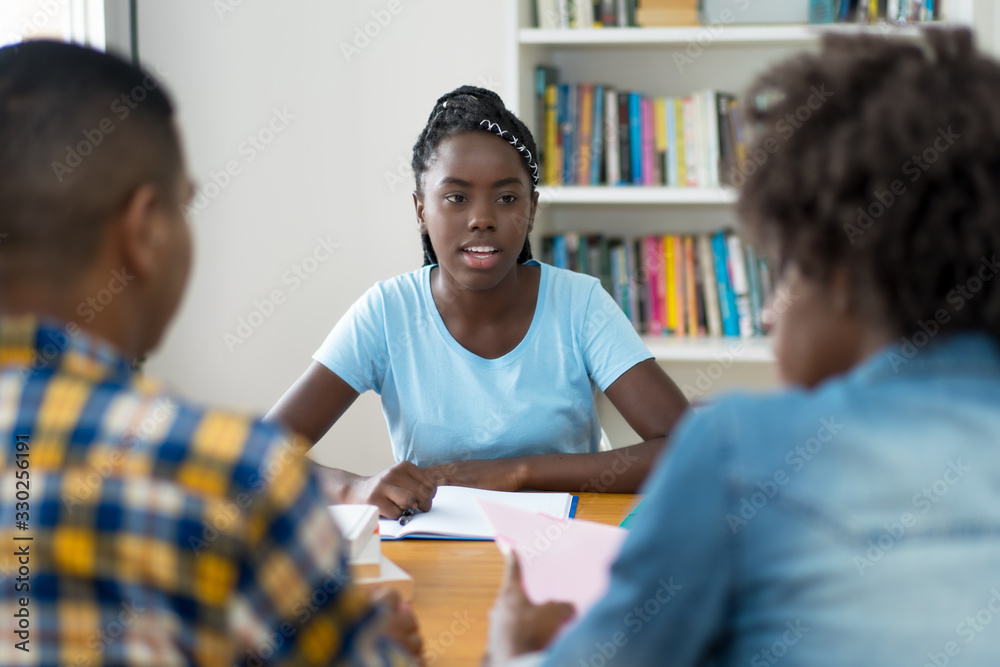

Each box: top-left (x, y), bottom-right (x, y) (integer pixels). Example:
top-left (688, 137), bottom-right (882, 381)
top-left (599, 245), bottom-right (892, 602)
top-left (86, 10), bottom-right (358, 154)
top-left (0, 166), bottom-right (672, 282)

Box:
top-left (382, 493), bottom-right (640, 666)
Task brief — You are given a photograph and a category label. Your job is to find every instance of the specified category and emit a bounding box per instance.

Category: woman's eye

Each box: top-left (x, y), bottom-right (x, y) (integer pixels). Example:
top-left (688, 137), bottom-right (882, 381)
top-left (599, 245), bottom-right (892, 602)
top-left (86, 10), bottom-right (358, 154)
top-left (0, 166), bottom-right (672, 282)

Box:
top-left (498, 194), bottom-right (517, 204)
top-left (445, 194), bottom-right (466, 203)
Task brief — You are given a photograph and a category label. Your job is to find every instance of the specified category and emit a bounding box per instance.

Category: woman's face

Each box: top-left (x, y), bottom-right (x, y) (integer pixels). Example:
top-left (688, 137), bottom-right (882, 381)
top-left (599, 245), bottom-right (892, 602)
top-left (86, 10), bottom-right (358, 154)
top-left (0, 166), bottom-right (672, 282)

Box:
top-left (413, 131), bottom-right (537, 292)
top-left (768, 262), bottom-right (869, 388)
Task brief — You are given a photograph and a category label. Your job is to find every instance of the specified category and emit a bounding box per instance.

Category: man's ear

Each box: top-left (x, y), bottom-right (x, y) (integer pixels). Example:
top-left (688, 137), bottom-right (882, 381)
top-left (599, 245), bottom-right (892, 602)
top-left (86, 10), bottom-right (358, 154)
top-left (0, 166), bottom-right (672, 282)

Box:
top-left (413, 191), bottom-right (427, 234)
top-left (117, 183), bottom-right (165, 281)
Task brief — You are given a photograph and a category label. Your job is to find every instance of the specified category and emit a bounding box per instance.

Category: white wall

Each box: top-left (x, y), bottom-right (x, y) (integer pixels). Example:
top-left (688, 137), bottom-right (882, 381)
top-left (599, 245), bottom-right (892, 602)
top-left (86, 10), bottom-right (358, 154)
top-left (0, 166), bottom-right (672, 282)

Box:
top-left (138, 0), bottom-right (511, 474)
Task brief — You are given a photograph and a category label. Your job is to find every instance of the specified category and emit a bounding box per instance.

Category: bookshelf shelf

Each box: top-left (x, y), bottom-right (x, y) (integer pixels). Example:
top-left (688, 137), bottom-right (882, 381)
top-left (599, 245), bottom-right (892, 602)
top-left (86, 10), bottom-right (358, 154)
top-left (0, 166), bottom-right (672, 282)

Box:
top-left (537, 185), bottom-right (737, 205)
top-left (641, 335), bottom-right (774, 363)
top-left (519, 22), bottom-right (941, 47)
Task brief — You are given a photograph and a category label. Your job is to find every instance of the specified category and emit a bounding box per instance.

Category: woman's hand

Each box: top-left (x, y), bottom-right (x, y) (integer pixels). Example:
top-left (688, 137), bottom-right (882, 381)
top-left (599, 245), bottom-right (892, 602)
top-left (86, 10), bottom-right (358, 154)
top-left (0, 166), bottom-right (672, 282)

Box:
top-left (484, 550), bottom-right (574, 666)
top-left (341, 461), bottom-right (437, 519)
top-left (425, 458), bottom-right (528, 492)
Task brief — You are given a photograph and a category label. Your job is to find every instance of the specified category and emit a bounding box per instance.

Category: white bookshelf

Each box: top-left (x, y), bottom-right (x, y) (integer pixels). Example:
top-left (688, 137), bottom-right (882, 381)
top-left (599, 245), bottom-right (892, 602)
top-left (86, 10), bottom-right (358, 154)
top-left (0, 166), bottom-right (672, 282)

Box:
top-left (641, 335), bottom-right (773, 363)
top-left (507, 0), bottom-right (986, 365)
top-left (519, 22), bottom-right (936, 47)
top-left (537, 185), bottom-right (737, 205)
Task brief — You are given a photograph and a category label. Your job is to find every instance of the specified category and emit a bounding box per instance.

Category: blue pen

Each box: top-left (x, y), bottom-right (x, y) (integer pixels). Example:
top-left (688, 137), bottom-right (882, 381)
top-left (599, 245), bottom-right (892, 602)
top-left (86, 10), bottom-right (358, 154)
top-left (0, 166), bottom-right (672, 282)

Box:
top-left (398, 508), bottom-right (417, 526)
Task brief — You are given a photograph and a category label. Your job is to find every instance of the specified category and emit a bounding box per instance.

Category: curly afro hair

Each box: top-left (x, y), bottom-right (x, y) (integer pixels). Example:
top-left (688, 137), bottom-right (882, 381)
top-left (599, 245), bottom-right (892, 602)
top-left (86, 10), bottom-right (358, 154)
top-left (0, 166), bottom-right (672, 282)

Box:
top-left (411, 85), bottom-right (537, 267)
top-left (737, 27), bottom-right (1000, 345)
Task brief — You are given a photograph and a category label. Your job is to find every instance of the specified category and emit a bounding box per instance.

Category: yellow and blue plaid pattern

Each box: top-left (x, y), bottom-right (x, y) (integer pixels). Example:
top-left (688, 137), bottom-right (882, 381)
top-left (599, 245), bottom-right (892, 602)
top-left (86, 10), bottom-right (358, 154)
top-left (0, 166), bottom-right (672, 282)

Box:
top-left (0, 317), bottom-right (408, 666)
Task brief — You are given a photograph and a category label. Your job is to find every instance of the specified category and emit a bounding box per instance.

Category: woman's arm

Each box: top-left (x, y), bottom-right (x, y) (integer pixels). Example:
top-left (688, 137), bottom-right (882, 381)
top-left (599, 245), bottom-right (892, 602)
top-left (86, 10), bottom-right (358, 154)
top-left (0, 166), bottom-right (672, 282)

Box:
top-left (426, 359), bottom-right (689, 493)
top-left (265, 361), bottom-right (436, 517)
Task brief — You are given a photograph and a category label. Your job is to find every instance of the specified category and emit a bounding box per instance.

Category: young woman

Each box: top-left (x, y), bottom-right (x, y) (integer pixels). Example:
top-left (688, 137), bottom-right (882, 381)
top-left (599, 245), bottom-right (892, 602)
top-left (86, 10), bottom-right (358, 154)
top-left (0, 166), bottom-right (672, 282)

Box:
top-left (267, 86), bottom-right (689, 517)
top-left (485, 27), bottom-right (1000, 666)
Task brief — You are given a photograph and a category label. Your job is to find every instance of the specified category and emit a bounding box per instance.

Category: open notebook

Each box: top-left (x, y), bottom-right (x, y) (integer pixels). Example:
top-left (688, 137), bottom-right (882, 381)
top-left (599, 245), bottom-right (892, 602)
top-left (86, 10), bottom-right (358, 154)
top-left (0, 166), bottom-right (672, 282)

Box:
top-left (379, 486), bottom-right (578, 541)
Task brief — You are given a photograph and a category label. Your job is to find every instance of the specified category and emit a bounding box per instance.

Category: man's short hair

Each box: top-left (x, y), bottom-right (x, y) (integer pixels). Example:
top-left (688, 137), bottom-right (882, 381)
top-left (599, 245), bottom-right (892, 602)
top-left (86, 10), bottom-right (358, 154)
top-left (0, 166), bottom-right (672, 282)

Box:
top-left (0, 40), bottom-right (182, 281)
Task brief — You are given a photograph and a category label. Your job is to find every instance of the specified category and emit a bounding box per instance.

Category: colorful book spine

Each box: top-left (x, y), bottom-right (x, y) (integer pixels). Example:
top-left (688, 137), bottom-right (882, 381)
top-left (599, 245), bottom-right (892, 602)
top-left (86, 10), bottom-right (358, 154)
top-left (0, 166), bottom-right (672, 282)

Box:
top-left (703, 90), bottom-right (721, 188)
top-left (673, 98), bottom-right (686, 188)
top-left (551, 235), bottom-right (568, 269)
top-left (698, 234), bottom-right (723, 337)
top-left (577, 83), bottom-right (594, 185)
top-left (712, 231), bottom-right (739, 336)
top-left (681, 96), bottom-right (697, 187)
top-left (654, 97), bottom-right (667, 186)
top-left (590, 85), bottom-right (605, 185)
top-left (556, 83), bottom-right (570, 186)
top-left (673, 235), bottom-right (686, 337)
top-left (641, 97), bottom-right (655, 186)
top-left (684, 236), bottom-right (698, 337)
top-left (544, 83), bottom-right (560, 185)
top-left (562, 84), bottom-right (577, 185)
top-left (744, 243), bottom-right (764, 335)
top-left (644, 236), bottom-right (661, 334)
top-left (605, 88), bottom-right (619, 186)
top-left (664, 97), bottom-right (678, 188)
top-left (628, 92), bottom-right (643, 185)
top-left (664, 235), bottom-right (677, 333)
top-left (726, 234), bottom-right (753, 337)
top-left (618, 93), bottom-right (631, 185)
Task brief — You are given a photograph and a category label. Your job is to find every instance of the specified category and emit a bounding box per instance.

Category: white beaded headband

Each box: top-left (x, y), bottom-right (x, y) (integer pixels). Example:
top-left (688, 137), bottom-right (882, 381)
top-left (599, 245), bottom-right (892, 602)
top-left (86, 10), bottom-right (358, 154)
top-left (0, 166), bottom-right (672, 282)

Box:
top-left (479, 119), bottom-right (540, 187)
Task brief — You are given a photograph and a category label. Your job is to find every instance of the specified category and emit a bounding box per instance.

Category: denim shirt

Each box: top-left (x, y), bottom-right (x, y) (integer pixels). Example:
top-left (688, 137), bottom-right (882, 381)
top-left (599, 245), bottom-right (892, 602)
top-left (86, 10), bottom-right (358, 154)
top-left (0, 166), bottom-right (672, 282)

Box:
top-left (543, 333), bottom-right (1000, 666)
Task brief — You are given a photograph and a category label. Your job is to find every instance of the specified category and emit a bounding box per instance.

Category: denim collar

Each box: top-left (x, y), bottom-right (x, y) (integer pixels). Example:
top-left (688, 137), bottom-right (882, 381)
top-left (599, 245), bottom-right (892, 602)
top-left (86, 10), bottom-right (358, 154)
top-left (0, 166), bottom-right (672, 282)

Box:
top-left (851, 332), bottom-right (1000, 385)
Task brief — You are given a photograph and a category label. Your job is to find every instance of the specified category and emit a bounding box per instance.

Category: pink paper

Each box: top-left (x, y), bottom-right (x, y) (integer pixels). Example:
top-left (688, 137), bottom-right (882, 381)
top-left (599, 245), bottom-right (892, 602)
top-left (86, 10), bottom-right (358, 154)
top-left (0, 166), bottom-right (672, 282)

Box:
top-left (477, 499), bottom-right (628, 617)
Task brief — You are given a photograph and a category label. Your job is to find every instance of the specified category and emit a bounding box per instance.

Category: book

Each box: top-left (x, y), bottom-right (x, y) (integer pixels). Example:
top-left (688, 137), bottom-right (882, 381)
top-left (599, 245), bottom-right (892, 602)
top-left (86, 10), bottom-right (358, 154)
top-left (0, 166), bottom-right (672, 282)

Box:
top-left (328, 504), bottom-right (381, 578)
top-left (536, 66), bottom-right (559, 181)
top-left (378, 486), bottom-right (578, 541)
top-left (617, 92), bottom-right (631, 184)
top-left (577, 83), bottom-right (594, 184)
top-left (726, 234), bottom-right (753, 337)
top-left (712, 231), bottom-right (740, 336)
top-left (479, 500), bottom-right (627, 619)
top-left (664, 235), bottom-right (677, 332)
top-left (628, 92), bottom-right (643, 184)
top-left (591, 85), bottom-right (605, 185)
top-left (684, 235), bottom-right (699, 336)
top-left (354, 556), bottom-right (414, 602)
top-left (328, 504), bottom-right (379, 560)
top-left (605, 88), bottom-right (620, 186)
top-left (697, 234), bottom-right (723, 337)
top-left (673, 235), bottom-right (686, 337)
top-left (544, 82), bottom-right (560, 185)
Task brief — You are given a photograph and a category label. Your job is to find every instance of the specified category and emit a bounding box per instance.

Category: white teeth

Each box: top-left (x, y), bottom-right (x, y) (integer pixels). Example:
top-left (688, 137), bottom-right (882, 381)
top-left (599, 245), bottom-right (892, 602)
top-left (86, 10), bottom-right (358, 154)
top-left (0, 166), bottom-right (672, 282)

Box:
top-left (465, 246), bottom-right (496, 253)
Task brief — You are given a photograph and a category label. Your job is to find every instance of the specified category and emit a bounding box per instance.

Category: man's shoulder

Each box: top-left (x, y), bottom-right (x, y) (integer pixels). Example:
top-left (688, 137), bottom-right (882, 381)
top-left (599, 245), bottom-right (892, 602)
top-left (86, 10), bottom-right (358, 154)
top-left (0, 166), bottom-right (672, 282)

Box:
top-left (125, 386), bottom-right (312, 501)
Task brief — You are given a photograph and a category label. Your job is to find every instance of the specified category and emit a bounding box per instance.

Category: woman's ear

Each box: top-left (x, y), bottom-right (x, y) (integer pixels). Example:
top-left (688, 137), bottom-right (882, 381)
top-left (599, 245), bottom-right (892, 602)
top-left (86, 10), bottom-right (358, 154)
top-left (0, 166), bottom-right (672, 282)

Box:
top-left (413, 191), bottom-right (427, 234)
top-left (526, 189), bottom-right (539, 235)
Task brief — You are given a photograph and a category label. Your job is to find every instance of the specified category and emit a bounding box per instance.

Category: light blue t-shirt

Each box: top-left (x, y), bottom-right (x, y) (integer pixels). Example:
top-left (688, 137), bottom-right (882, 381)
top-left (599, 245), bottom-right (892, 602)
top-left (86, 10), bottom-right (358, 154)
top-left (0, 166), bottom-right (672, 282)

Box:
top-left (313, 260), bottom-right (652, 467)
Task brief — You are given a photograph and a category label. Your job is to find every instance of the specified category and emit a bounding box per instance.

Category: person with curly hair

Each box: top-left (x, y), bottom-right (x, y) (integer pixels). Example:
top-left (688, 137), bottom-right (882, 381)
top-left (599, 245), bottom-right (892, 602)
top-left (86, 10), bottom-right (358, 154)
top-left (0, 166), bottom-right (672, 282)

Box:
top-left (485, 27), bottom-right (1000, 666)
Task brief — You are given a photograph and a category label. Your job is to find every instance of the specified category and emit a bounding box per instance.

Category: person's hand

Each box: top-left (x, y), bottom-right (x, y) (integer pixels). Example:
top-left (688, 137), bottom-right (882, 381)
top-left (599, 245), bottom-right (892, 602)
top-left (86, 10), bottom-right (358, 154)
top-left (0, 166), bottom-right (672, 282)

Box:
top-left (372, 588), bottom-right (424, 664)
top-left (484, 550), bottom-right (574, 666)
top-left (344, 461), bottom-right (437, 519)
top-left (425, 458), bottom-right (527, 492)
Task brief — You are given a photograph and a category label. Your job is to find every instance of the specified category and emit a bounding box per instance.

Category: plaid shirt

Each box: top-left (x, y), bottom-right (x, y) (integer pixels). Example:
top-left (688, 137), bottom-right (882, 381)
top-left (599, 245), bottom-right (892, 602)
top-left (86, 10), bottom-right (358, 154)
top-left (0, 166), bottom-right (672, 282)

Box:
top-left (0, 317), bottom-right (409, 666)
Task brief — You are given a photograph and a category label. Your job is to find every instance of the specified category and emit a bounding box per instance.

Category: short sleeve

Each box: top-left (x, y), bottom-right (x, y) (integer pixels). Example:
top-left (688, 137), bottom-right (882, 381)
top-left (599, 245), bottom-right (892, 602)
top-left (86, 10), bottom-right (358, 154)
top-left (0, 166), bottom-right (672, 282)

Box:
top-left (578, 283), bottom-right (654, 392)
top-left (312, 286), bottom-right (390, 395)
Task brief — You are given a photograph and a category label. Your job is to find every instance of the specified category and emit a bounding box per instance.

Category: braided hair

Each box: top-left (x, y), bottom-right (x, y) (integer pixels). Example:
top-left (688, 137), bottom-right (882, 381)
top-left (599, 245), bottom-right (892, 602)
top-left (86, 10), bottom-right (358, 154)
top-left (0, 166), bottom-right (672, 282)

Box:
top-left (412, 85), bottom-right (539, 266)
